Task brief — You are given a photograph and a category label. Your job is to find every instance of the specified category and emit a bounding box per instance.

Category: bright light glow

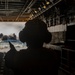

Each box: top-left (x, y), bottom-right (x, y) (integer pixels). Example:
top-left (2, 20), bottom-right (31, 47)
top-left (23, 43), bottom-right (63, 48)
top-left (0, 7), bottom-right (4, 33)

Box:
top-left (43, 5), bottom-right (46, 9)
top-left (38, 7), bottom-right (41, 10)
top-left (46, 1), bottom-right (50, 5)
top-left (0, 22), bottom-right (25, 38)
top-left (34, 10), bottom-right (37, 13)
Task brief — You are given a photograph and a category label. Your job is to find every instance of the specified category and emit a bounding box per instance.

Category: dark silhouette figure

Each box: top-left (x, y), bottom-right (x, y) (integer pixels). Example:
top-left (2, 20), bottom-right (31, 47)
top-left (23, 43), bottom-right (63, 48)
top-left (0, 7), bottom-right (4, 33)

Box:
top-left (5, 19), bottom-right (60, 75)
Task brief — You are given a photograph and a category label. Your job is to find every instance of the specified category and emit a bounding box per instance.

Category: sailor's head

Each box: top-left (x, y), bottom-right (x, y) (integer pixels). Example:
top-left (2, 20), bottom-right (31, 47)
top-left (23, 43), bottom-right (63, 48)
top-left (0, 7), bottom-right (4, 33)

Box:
top-left (19, 19), bottom-right (52, 47)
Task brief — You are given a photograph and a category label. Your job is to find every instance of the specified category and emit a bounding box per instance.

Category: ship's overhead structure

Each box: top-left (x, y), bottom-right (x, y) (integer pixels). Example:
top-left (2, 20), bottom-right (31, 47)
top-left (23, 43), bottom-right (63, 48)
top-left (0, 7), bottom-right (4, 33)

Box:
top-left (0, 0), bottom-right (74, 22)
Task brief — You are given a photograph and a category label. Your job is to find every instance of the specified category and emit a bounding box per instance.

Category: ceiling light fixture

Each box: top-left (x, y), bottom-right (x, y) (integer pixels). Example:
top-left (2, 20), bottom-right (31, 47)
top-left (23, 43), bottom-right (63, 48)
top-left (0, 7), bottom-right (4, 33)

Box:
top-left (38, 7), bottom-right (41, 11)
top-left (46, 1), bottom-right (50, 5)
top-left (34, 10), bottom-right (37, 13)
top-left (43, 5), bottom-right (46, 9)
top-left (42, 2), bottom-right (46, 9)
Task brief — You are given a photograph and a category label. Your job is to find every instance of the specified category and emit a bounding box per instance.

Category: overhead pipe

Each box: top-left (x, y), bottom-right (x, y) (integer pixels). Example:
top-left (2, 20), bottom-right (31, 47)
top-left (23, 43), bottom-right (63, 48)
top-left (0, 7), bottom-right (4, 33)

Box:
top-left (16, 0), bottom-right (37, 21)
top-left (15, 0), bottom-right (33, 20)
top-left (21, 0), bottom-right (37, 16)
top-left (5, 0), bottom-right (9, 16)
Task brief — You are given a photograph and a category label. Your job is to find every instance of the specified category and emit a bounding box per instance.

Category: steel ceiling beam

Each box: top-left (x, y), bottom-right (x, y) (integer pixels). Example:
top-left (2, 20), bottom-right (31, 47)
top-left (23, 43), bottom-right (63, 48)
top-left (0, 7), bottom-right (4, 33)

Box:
top-left (21, 0), bottom-right (37, 15)
top-left (0, 17), bottom-right (3, 21)
top-left (15, 0), bottom-right (30, 21)
top-left (15, 0), bottom-right (37, 21)
top-left (0, 0), bottom-right (21, 2)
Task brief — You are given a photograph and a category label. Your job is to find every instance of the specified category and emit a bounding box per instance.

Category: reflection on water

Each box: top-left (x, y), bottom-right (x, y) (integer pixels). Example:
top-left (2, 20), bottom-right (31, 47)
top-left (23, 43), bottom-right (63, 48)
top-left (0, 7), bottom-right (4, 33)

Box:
top-left (0, 41), bottom-right (27, 52)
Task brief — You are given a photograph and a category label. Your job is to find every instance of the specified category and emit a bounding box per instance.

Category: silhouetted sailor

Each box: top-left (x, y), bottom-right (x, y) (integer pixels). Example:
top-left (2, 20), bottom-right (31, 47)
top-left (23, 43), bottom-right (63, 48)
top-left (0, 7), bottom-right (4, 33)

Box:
top-left (5, 19), bottom-right (60, 75)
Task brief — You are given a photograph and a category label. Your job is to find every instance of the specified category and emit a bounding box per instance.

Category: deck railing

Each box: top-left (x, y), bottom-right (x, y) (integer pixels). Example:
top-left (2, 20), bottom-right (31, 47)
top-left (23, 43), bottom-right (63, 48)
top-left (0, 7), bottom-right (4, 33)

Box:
top-left (60, 48), bottom-right (75, 75)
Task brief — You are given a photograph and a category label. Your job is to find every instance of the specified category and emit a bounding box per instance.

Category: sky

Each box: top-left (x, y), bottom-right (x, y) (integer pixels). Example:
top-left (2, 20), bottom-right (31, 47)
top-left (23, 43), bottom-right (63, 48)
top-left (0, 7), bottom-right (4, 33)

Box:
top-left (0, 22), bottom-right (25, 37)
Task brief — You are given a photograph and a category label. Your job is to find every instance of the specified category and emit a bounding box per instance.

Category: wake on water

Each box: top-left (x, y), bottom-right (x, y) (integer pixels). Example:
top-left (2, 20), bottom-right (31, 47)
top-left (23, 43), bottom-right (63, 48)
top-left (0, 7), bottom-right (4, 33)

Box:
top-left (0, 40), bottom-right (27, 52)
